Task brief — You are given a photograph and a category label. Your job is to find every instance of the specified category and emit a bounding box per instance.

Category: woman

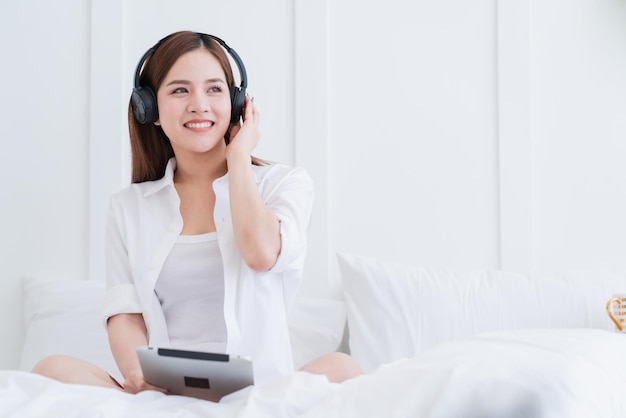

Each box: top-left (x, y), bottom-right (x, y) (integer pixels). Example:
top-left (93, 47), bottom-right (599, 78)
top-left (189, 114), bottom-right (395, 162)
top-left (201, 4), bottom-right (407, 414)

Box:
top-left (33, 31), bottom-right (362, 393)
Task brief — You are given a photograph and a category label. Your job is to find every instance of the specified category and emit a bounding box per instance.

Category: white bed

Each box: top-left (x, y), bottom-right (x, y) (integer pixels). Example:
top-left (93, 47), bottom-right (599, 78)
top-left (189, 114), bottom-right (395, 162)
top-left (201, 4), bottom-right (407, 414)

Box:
top-left (4, 253), bottom-right (626, 417)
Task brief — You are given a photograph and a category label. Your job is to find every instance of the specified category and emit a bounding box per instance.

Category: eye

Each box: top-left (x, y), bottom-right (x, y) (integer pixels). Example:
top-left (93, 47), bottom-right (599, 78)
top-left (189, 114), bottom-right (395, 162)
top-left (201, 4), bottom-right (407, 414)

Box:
top-left (171, 87), bottom-right (188, 94)
top-left (208, 86), bottom-right (223, 93)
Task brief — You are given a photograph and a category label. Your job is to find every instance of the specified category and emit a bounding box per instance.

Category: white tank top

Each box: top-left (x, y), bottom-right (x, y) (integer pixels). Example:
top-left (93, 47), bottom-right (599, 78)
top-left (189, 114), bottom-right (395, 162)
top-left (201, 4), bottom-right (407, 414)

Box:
top-left (154, 232), bottom-right (227, 353)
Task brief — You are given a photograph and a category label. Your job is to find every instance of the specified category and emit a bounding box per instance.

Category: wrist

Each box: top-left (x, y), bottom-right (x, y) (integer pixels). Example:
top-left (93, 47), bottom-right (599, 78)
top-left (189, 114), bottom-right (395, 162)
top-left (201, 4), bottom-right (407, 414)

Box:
top-left (226, 146), bottom-right (252, 166)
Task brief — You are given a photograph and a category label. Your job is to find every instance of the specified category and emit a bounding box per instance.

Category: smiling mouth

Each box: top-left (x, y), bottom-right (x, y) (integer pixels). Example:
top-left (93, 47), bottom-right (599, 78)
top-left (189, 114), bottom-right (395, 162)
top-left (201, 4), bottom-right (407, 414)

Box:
top-left (184, 121), bottom-right (214, 128)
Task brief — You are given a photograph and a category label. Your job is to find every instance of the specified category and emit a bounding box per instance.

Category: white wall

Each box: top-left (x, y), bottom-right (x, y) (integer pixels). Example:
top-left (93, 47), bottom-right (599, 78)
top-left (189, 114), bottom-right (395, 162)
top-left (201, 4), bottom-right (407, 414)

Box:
top-left (0, 0), bottom-right (91, 369)
top-left (328, 0), bottom-right (626, 281)
top-left (531, 1), bottom-right (626, 270)
top-left (328, 1), bottom-right (501, 278)
top-left (1, 0), bottom-right (625, 369)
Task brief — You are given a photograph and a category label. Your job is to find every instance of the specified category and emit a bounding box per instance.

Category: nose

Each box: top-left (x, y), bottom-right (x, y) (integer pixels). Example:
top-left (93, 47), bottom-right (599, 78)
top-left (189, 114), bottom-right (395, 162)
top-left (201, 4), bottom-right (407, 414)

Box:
top-left (187, 91), bottom-right (210, 113)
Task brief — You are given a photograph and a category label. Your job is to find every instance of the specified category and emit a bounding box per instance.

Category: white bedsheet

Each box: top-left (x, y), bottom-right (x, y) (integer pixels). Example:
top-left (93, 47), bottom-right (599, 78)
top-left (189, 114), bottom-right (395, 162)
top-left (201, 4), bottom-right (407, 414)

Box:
top-left (2, 328), bottom-right (626, 418)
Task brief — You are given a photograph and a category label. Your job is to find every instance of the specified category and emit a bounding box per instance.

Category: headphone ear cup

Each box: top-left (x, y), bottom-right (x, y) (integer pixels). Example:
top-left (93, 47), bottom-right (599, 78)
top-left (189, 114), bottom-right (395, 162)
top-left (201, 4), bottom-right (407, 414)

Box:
top-left (230, 86), bottom-right (246, 124)
top-left (131, 86), bottom-right (159, 124)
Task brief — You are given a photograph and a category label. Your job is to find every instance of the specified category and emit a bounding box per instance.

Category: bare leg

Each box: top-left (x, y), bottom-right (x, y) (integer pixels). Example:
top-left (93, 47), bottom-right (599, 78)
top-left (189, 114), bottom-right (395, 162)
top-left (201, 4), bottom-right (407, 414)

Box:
top-left (300, 352), bottom-right (364, 383)
top-left (32, 355), bottom-right (123, 390)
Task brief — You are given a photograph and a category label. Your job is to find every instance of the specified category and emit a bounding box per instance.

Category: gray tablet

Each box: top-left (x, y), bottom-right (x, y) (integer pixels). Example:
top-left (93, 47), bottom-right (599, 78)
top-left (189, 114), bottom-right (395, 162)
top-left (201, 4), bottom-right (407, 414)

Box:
top-left (136, 346), bottom-right (254, 401)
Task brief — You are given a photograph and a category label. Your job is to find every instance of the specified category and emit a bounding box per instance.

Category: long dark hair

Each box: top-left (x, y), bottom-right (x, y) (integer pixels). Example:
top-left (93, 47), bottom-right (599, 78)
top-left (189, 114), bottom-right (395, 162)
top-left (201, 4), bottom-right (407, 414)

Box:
top-left (128, 31), bottom-right (263, 183)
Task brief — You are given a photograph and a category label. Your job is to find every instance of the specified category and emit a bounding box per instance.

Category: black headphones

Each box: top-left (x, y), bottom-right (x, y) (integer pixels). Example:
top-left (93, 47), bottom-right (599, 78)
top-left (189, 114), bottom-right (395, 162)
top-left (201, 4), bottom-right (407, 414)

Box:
top-left (131, 33), bottom-right (248, 125)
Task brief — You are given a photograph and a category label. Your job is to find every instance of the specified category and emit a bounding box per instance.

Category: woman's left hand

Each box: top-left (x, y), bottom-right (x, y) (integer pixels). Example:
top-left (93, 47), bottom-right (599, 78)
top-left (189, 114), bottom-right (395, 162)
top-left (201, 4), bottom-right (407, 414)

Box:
top-left (226, 95), bottom-right (260, 160)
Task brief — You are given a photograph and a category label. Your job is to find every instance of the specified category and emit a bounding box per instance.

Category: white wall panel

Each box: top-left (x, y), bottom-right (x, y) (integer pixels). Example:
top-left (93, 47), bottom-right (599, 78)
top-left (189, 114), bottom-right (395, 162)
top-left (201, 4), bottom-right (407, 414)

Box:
top-left (497, 0), bottom-right (533, 271)
top-left (0, 0), bottom-right (91, 368)
top-left (294, 0), bottom-right (333, 297)
top-left (531, 1), bottom-right (626, 270)
top-left (328, 0), bottom-right (501, 284)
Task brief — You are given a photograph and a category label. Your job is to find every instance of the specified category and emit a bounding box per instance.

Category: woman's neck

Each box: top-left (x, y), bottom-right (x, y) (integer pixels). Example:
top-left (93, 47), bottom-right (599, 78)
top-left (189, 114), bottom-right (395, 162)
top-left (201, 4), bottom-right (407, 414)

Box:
top-left (173, 153), bottom-right (228, 185)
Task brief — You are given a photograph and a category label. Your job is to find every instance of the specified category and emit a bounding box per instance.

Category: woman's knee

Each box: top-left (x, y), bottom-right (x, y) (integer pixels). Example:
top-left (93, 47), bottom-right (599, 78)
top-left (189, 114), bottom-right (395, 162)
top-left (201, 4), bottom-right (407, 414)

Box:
top-left (301, 352), bottom-right (364, 383)
top-left (32, 354), bottom-right (78, 383)
top-left (32, 354), bottom-right (120, 389)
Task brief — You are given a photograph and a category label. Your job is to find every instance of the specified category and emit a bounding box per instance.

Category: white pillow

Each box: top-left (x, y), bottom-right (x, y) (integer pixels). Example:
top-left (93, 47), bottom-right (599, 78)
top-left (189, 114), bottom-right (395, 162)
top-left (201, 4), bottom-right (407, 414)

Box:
top-left (337, 253), bottom-right (626, 373)
top-left (20, 277), bottom-right (122, 381)
top-left (20, 277), bottom-right (345, 380)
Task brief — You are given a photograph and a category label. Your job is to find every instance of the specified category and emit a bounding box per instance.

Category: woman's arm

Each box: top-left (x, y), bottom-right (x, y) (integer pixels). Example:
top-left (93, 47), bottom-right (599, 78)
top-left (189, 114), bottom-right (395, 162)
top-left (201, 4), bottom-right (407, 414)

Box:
top-left (107, 313), bottom-right (166, 393)
top-left (226, 97), bottom-right (281, 271)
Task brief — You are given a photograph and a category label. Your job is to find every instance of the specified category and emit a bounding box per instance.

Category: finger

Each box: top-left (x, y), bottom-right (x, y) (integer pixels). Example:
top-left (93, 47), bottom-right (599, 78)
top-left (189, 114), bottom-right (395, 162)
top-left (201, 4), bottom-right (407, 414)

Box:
top-left (250, 97), bottom-right (259, 125)
top-left (122, 383), bottom-right (141, 394)
top-left (124, 382), bottom-right (168, 394)
top-left (145, 383), bottom-right (168, 393)
top-left (244, 96), bottom-right (256, 122)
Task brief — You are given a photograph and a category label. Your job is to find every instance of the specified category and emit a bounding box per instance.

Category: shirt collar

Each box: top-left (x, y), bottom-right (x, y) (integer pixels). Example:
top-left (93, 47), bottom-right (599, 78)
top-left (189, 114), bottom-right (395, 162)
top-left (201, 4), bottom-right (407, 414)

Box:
top-left (143, 158), bottom-right (177, 197)
top-left (142, 156), bottom-right (263, 197)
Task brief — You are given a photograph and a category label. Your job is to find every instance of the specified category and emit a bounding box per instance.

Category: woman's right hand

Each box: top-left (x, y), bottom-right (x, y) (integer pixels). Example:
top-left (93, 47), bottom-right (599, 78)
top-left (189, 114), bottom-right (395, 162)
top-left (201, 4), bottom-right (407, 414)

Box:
top-left (122, 368), bottom-right (168, 394)
top-left (107, 314), bottom-right (166, 394)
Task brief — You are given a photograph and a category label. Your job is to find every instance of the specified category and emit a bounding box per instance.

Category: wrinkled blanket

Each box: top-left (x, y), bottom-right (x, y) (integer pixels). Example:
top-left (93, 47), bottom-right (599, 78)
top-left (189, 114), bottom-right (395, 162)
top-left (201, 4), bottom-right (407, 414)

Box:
top-left (2, 328), bottom-right (625, 418)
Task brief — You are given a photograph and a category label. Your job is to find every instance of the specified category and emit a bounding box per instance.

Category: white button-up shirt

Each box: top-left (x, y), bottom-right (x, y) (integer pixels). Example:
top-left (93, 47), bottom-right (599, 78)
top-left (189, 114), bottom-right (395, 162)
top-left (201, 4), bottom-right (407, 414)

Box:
top-left (101, 158), bottom-right (314, 384)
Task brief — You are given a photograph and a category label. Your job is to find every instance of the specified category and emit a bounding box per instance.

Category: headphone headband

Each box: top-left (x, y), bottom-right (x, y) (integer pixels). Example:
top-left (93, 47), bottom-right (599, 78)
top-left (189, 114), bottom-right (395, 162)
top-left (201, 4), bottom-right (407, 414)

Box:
top-left (131, 32), bottom-right (248, 125)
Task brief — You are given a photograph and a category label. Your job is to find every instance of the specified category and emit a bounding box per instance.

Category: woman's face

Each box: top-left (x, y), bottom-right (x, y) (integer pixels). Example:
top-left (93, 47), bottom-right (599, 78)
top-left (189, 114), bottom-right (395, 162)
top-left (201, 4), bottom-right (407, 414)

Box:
top-left (155, 48), bottom-right (231, 156)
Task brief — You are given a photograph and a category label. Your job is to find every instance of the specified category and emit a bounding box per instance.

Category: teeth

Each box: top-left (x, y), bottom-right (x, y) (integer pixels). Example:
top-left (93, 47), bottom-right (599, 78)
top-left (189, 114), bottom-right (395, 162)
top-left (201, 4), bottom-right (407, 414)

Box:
top-left (185, 122), bottom-right (213, 128)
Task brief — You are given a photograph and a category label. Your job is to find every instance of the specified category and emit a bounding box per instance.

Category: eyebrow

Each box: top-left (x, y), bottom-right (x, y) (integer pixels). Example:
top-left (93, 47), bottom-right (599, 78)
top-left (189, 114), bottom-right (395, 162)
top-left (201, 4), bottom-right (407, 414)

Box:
top-left (165, 78), bottom-right (226, 86)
